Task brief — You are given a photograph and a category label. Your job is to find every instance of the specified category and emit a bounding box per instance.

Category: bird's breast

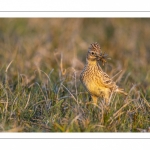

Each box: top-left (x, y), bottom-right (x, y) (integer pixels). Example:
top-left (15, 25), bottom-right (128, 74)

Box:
top-left (80, 66), bottom-right (107, 96)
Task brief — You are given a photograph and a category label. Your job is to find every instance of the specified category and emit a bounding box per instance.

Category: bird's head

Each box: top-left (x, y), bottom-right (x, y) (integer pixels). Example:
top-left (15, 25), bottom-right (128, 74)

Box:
top-left (87, 42), bottom-right (108, 65)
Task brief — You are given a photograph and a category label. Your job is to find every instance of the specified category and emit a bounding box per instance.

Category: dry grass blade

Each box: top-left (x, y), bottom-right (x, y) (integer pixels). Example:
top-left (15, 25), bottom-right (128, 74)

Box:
top-left (109, 99), bottom-right (134, 124)
top-left (66, 114), bottom-right (81, 132)
top-left (111, 70), bottom-right (123, 80)
top-left (5, 60), bottom-right (14, 86)
top-left (113, 100), bottom-right (133, 117)
top-left (24, 92), bottom-right (31, 109)
top-left (5, 60), bottom-right (14, 73)
top-left (141, 94), bottom-right (150, 108)
top-left (61, 84), bottom-right (78, 105)
top-left (6, 126), bottom-right (23, 132)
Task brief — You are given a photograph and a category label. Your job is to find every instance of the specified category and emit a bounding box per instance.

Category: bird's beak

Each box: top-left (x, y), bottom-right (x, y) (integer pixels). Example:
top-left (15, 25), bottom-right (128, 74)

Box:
top-left (96, 53), bottom-right (103, 60)
top-left (96, 53), bottom-right (108, 65)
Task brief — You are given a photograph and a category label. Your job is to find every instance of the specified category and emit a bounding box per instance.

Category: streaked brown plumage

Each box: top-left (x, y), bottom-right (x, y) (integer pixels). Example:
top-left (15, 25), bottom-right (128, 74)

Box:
top-left (80, 42), bottom-right (127, 105)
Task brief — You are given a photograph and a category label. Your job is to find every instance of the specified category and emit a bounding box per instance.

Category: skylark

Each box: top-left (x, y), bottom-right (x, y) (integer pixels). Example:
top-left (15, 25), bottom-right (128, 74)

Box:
top-left (80, 42), bottom-right (127, 105)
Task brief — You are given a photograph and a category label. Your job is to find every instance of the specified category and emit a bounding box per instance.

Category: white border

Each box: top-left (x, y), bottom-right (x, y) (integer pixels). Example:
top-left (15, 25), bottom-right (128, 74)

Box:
top-left (1, 137), bottom-right (149, 150)
top-left (0, 0), bottom-right (150, 11)
top-left (0, 133), bottom-right (150, 139)
top-left (0, 133), bottom-right (150, 150)
top-left (0, 1), bottom-right (149, 149)
top-left (1, 12), bottom-right (150, 18)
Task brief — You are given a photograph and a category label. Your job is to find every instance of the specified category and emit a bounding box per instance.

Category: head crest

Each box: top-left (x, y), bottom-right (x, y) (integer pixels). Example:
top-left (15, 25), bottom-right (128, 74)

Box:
top-left (89, 42), bottom-right (101, 53)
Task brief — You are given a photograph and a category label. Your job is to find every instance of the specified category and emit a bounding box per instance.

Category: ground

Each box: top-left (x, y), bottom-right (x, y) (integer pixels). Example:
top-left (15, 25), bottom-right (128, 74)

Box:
top-left (0, 18), bottom-right (150, 132)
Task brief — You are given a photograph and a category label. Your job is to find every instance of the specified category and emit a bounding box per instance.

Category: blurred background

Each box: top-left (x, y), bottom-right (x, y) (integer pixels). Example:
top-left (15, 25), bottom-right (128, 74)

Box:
top-left (0, 18), bottom-right (150, 132)
top-left (0, 18), bottom-right (150, 93)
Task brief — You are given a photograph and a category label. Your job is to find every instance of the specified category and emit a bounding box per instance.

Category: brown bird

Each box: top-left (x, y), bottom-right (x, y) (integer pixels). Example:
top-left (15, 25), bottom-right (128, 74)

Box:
top-left (80, 42), bottom-right (127, 105)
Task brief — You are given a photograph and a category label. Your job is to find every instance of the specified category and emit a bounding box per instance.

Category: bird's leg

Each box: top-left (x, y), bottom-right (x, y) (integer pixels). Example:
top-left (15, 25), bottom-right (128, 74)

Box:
top-left (85, 95), bottom-right (93, 108)
top-left (104, 90), bottom-right (111, 106)
top-left (91, 95), bottom-right (98, 104)
top-left (103, 91), bottom-right (111, 111)
top-left (90, 95), bottom-right (99, 121)
top-left (89, 95), bottom-right (92, 102)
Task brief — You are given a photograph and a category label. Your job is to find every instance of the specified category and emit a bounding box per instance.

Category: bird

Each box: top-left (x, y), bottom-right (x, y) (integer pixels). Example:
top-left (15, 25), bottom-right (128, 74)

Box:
top-left (80, 42), bottom-right (127, 105)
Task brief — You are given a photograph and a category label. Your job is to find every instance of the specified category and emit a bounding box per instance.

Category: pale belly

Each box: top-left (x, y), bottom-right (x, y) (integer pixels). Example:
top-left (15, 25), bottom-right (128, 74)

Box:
top-left (82, 76), bottom-right (110, 97)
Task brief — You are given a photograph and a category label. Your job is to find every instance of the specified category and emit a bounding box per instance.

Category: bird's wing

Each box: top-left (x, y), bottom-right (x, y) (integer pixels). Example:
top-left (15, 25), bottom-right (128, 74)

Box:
top-left (100, 72), bottom-right (116, 89)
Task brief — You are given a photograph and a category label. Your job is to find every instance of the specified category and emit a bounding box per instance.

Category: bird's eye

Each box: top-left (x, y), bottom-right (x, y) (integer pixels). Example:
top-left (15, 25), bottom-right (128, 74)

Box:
top-left (91, 52), bottom-right (94, 55)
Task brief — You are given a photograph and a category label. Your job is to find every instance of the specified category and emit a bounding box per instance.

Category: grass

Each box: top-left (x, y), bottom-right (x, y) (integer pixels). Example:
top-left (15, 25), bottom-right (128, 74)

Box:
top-left (0, 18), bottom-right (150, 132)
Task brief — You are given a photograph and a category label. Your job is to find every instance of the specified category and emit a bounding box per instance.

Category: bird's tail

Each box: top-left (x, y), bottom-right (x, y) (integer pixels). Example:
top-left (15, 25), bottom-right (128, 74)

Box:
top-left (116, 88), bottom-right (128, 96)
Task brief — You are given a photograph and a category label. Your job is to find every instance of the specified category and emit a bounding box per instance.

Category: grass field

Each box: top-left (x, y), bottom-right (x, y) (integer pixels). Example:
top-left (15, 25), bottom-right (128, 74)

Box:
top-left (0, 18), bottom-right (150, 132)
